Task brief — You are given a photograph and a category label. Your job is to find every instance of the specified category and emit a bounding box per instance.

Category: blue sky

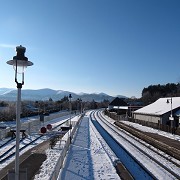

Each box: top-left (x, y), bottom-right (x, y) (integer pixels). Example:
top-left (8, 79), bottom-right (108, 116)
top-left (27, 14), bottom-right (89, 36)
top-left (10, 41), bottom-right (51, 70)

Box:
top-left (0, 0), bottom-right (179, 98)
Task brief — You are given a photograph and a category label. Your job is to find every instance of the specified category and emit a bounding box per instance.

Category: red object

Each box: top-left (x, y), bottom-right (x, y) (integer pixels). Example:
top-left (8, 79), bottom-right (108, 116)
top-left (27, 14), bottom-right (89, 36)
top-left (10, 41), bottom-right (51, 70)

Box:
top-left (47, 124), bottom-right (52, 130)
top-left (41, 127), bottom-right (47, 134)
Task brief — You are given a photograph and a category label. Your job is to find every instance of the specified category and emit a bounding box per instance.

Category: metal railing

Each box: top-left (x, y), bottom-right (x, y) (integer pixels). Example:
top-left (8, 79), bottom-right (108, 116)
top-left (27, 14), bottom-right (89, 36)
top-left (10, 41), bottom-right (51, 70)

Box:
top-left (49, 114), bottom-right (83, 180)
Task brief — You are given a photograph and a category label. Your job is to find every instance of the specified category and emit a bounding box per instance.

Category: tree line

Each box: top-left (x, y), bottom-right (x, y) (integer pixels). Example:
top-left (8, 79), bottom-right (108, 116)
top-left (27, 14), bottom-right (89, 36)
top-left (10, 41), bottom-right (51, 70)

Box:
top-left (141, 83), bottom-right (180, 105)
top-left (1, 83), bottom-right (179, 121)
top-left (0, 96), bottom-right (110, 122)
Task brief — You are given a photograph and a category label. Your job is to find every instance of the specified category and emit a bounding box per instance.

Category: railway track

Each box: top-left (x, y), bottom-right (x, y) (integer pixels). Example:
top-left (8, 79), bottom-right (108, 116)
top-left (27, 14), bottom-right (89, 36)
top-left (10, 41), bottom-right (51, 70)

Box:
top-left (91, 110), bottom-right (180, 179)
top-left (0, 138), bottom-right (15, 149)
top-left (99, 111), bottom-right (180, 166)
top-left (0, 135), bottom-right (43, 164)
top-left (90, 111), bottom-right (153, 179)
top-left (114, 121), bottom-right (180, 162)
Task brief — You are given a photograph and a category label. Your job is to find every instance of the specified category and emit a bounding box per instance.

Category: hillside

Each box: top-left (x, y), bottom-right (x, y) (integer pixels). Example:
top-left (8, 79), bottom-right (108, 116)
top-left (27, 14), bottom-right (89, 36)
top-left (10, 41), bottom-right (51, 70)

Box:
top-left (0, 88), bottom-right (126, 102)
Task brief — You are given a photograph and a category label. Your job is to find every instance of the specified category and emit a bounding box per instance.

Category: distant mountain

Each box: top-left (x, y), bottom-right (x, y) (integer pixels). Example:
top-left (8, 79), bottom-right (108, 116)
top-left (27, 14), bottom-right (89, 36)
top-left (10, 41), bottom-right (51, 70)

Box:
top-left (0, 88), bottom-right (127, 102)
top-left (0, 88), bottom-right (14, 95)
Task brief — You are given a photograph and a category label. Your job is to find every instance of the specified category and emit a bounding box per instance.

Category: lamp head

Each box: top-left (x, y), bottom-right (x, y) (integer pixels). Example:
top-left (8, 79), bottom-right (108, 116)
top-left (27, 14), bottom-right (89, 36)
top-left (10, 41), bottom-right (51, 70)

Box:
top-left (6, 45), bottom-right (33, 74)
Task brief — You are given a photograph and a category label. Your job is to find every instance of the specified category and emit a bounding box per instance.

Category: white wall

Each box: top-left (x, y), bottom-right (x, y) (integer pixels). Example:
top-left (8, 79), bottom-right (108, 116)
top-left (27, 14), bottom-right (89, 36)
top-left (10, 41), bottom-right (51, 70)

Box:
top-left (134, 113), bottom-right (160, 123)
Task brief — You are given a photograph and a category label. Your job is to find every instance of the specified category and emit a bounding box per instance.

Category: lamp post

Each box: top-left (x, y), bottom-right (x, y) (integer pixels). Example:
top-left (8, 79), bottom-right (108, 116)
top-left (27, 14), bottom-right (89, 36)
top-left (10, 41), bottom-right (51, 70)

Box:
top-left (77, 98), bottom-right (82, 114)
top-left (77, 98), bottom-right (79, 114)
top-left (80, 99), bottom-right (82, 114)
top-left (69, 94), bottom-right (72, 143)
top-left (7, 45), bottom-right (33, 180)
top-left (166, 97), bottom-right (174, 134)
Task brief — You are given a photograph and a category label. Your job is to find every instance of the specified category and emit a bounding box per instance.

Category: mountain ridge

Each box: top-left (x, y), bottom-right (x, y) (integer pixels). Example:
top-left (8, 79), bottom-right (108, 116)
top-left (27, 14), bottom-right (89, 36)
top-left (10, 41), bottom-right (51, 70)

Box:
top-left (0, 88), bottom-right (127, 102)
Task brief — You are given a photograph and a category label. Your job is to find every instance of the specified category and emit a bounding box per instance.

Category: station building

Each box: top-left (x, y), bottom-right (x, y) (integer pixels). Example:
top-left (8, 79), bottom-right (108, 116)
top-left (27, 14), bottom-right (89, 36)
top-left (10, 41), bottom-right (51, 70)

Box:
top-left (133, 97), bottom-right (180, 127)
top-left (108, 97), bottom-right (128, 115)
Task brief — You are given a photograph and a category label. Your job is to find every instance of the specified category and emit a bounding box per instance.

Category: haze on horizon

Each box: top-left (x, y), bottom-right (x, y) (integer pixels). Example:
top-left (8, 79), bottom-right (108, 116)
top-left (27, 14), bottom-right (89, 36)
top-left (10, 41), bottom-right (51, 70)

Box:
top-left (0, 0), bottom-right (179, 98)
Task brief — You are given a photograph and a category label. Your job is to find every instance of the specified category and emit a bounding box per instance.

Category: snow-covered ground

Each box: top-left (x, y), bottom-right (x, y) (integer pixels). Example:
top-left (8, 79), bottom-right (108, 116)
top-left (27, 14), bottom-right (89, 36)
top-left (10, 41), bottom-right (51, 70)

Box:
top-left (103, 112), bottom-right (180, 142)
top-left (33, 111), bottom-right (119, 179)
top-left (35, 110), bottom-right (180, 179)
top-left (0, 110), bottom-right (180, 179)
top-left (0, 111), bottom-right (119, 180)
top-left (98, 112), bottom-right (180, 179)
top-left (122, 120), bottom-right (180, 141)
top-left (0, 110), bottom-right (69, 129)
top-left (0, 113), bottom-right (72, 171)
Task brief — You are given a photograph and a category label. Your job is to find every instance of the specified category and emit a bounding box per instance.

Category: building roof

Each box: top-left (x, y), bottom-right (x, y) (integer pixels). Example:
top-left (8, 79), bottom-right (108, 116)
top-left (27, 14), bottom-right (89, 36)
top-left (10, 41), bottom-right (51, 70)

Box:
top-left (109, 97), bottom-right (128, 106)
top-left (134, 97), bottom-right (180, 116)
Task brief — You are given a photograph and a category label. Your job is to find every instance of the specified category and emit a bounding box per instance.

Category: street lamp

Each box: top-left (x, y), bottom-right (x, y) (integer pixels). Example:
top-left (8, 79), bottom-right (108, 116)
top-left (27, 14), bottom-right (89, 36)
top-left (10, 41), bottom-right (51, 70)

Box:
top-left (69, 94), bottom-right (72, 143)
top-left (77, 98), bottom-right (82, 114)
top-left (80, 99), bottom-right (82, 114)
top-left (167, 97), bottom-right (174, 134)
top-left (7, 45), bottom-right (33, 180)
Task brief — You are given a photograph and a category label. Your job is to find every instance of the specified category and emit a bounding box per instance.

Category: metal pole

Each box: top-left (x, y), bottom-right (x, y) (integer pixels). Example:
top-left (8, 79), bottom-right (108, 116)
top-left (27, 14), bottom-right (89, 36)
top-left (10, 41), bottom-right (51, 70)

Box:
top-left (171, 98), bottom-right (173, 134)
top-left (69, 98), bottom-right (72, 143)
top-left (171, 97), bottom-right (172, 117)
top-left (15, 86), bottom-right (21, 180)
top-left (81, 101), bottom-right (82, 114)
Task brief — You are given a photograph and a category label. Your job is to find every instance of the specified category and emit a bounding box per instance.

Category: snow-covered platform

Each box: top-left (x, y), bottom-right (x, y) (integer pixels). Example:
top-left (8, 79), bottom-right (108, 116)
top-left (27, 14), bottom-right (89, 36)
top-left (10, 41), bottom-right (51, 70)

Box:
top-left (59, 113), bottom-right (119, 180)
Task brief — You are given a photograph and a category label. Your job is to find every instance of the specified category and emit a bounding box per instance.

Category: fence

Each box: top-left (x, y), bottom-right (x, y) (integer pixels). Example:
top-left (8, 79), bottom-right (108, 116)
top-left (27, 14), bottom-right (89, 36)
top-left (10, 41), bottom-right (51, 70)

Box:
top-left (104, 110), bottom-right (127, 121)
top-left (128, 117), bottom-right (180, 135)
top-left (49, 114), bottom-right (83, 180)
top-left (0, 111), bottom-right (70, 140)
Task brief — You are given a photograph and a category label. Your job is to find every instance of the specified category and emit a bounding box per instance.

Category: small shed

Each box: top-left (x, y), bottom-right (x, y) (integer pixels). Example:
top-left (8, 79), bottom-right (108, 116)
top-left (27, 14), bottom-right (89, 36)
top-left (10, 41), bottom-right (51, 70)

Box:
top-left (133, 97), bottom-right (180, 127)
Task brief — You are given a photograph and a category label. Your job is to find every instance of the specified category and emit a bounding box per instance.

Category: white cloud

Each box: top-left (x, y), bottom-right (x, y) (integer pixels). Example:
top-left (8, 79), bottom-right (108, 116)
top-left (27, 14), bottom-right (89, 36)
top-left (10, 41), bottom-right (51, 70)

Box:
top-left (0, 44), bottom-right (16, 49)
